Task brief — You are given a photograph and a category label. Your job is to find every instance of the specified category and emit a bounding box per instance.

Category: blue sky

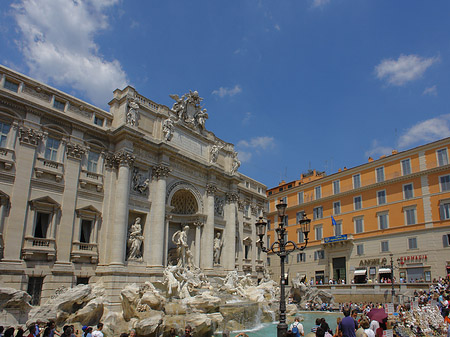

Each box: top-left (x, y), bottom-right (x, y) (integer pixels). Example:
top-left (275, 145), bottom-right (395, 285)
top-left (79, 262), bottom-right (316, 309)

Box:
top-left (2, 0), bottom-right (450, 188)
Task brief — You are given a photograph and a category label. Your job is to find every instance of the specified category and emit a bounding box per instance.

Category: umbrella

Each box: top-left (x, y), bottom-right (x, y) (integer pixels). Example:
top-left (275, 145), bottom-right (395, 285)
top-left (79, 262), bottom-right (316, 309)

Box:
top-left (367, 308), bottom-right (388, 323)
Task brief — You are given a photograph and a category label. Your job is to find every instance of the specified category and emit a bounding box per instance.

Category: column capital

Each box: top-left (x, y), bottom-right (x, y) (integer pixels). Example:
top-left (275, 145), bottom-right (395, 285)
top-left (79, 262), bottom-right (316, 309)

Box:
top-left (206, 184), bottom-right (217, 196)
top-left (238, 199), bottom-right (245, 211)
top-left (152, 164), bottom-right (171, 180)
top-left (225, 192), bottom-right (239, 204)
top-left (116, 151), bottom-right (135, 167)
top-left (66, 143), bottom-right (87, 160)
top-left (18, 126), bottom-right (44, 147)
top-left (193, 221), bottom-right (204, 228)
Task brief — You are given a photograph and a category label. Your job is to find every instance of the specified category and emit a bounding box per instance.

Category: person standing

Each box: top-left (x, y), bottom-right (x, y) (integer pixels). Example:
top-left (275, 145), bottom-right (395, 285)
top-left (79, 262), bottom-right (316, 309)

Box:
top-left (91, 324), bottom-right (103, 337)
top-left (181, 325), bottom-right (192, 337)
top-left (339, 309), bottom-right (357, 337)
top-left (289, 316), bottom-right (304, 337)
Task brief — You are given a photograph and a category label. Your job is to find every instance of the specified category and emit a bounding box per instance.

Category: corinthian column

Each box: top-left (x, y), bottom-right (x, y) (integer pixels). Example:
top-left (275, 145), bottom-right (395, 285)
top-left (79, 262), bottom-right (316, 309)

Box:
top-left (223, 192), bottom-right (239, 271)
top-left (109, 151), bottom-right (134, 266)
top-left (148, 164), bottom-right (171, 268)
top-left (201, 184), bottom-right (216, 270)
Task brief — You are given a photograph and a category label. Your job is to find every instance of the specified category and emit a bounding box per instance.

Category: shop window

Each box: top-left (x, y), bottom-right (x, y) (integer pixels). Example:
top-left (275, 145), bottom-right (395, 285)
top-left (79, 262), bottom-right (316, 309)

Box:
top-left (353, 174), bottom-right (361, 189)
top-left (333, 201), bottom-right (341, 215)
top-left (27, 277), bottom-right (44, 306)
top-left (377, 190), bottom-right (386, 205)
top-left (401, 159), bottom-right (411, 175)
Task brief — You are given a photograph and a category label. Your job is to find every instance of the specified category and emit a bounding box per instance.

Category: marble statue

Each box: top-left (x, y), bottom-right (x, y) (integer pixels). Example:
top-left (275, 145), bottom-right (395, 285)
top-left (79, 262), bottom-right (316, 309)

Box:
top-left (162, 118), bottom-right (174, 141)
top-left (128, 218), bottom-right (144, 261)
top-left (127, 100), bottom-right (139, 126)
top-left (231, 152), bottom-right (241, 175)
top-left (213, 232), bottom-right (223, 264)
top-left (194, 109), bottom-right (208, 129)
top-left (172, 225), bottom-right (194, 268)
top-left (169, 91), bottom-right (208, 130)
top-left (210, 143), bottom-right (222, 163)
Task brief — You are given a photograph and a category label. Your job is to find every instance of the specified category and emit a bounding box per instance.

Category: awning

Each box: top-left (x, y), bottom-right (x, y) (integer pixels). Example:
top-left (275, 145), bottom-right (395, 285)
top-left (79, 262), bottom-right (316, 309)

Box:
top-left (378, 268), bottom-right (391, 273)
top-left (354, 270), bottom-right (367, 275)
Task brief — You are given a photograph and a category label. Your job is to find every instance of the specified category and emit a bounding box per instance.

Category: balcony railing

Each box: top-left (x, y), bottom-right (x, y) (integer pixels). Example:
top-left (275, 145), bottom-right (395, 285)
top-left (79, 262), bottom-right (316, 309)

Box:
top-left (22, 236), bottom-right (56, 261)
top-left (0, 147), bottom-right (15, 170)
top-left (79, 170), bottom-right (103, 192)
top-left (34, 157), bottom-right (64, 181)
top-left (71, 242), bottom-right (98, 263)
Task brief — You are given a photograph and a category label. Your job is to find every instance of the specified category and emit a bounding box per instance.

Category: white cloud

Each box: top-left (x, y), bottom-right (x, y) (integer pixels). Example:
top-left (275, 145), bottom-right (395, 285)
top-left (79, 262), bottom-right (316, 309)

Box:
top-left (237, 136), bottom-right (275, 150)
top-left (423, 85), bottom-right (437, 96)
top-left (274, 24), bottom-right (281, 31)
top-left (11, 0), bottom-right (128, 106)
top-left (237, 151), bottom-right (252, 163)
top-left (365, 140), bottom-right (393, 158)
top-left (312, 0), bottom-right (330, 8)
top-left (242, 112), bottom-right (252, 124)
top-left (375, 54), bottom-right (438, 86)
top-left (397, 115), bottom-right (450, 149)
top-left (211, 85), bottom-right (242, 98)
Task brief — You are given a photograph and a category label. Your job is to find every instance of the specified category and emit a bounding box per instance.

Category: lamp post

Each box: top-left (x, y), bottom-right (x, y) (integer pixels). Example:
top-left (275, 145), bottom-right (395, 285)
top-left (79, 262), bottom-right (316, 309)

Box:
top-left (255, 199), bottom-right (311, 337)
top-left (390, 253), bottom-right (395, 303)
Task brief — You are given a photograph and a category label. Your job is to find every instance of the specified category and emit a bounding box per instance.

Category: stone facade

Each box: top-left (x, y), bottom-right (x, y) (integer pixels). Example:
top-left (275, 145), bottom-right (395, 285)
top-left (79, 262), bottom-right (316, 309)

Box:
top-left (0, 65), bottom-right (267, 309)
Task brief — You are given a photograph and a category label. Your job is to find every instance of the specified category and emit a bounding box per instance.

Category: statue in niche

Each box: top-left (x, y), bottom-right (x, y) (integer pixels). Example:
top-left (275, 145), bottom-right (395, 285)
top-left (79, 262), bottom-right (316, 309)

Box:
top-left (127, 99), bottom-right (140, 126)
top-left (213, 232), bottom-right (223, 264)
top-left (231, 152), bottom-right (241, 175)
top-left (210, 143), bottom-right (223, 163)
top-left (128, 217), bottom-right (144, 261)
top-left (172, 225), bottom-right (195, 268)
top-left (162, 118), bottom-right (174, 141)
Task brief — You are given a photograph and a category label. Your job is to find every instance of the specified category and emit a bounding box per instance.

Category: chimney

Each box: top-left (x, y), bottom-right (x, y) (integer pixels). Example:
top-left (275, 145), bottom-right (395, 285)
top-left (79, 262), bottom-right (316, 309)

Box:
top-left (392, 150), bottom-right (398, 155)
top-left (380, 155), bottom-right (386, 159)
top-left (338, 168), bottom-right (342, 172)
top-left (368, 157), bottom-right (373, 162)
top-left (344, 167), bottom-right (347, 170)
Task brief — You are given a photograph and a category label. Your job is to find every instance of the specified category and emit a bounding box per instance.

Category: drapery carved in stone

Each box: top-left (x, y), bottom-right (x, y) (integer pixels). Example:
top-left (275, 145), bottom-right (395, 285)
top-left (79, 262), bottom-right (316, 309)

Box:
top-left (152, 164), bottom-right (171, 180)
top-left (251, 204), bottom-right (258, 216)
top-left (66, 143), bottom-right (87, 160)
top-left (126, 99), bottom-right (140, 127)
top-left (132, 168), bottom-right (150, 194)
top-left (206, 184), bottom-right (217, 196)
top-left (18, 127), bottom-right (44, 146)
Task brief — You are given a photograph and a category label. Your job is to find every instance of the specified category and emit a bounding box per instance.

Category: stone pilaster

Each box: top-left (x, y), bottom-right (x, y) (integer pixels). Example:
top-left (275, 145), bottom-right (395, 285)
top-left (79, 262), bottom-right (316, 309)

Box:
top-left (201, 184), bottom-right (217, 270)
top-left (3, 127), bottom-right (42, 261)
top-left (109, 151), bottom-right (135, 266)
top-left (55, 142), bottom-right (85, 263)
top-left (147, 164), bottom-right (171, 267)
top-left (223, 192), bottom-right (239, 271)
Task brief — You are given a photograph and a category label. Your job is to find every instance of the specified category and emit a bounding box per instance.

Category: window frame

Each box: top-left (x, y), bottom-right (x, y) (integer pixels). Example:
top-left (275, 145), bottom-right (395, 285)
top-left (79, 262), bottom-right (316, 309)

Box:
top-left (381, 240), bottom-right (389, 252)
top-left (315, 224), bottom-right (323, 241)
top-left (315, 186), bottom-right (322, 200)
top-left (298, 192), bottom-right (304, 205)
top-left (377, 189), bottom-right (387, 205)
top-left (354, 216), bottom-right (364, 234)
top-left (408, 237), bottom-right (418, 250)
top-left (404, 206), bottom-right (417, 225)
top-left (333, 201), bottom-right (341, 215)
top-left (44, 136), bottom-right (61, 162)
top-left (376, 166), bottom-right (385, 183)
top-left (356, 244), bottom-right (364, 256)
top-left (403, 183), bottom-right (414, 200)
top-left (313, 206), bottom-right (323, 220)
top-left (333, 180), bottom-right (340, 194)
top-left (401, 158), bottom-right (412, 176)
top-left (354, 195), bottom-right (362, 210)
top-left (437, 148), bottom-right (449, 167)
top-left (53, 98), bottom-right (66, 111)
top-left (353, 174), bottom-right (361, 189)
top-left (4, 78), bottom-right (20, 92)
top-left (334, 221), bottom-right (342, 236)
top-left (378, 211), bottom-right (389, 230)
top-left (439, 174), bottom-right (450, 192)
top-left (440, 200), bottom-right (450, 220)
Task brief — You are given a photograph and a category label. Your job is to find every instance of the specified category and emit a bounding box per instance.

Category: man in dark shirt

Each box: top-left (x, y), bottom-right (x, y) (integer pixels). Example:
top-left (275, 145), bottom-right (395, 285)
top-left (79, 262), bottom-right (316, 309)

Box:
top-left (339, 308), bottom-right (358, 337)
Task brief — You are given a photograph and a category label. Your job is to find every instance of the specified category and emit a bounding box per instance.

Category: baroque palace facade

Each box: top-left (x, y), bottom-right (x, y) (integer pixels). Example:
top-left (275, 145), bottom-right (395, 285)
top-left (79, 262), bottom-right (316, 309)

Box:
top-left (0, 65), bottom-right (267, 308)
top-left (266, 138), bottom-right (450, 285)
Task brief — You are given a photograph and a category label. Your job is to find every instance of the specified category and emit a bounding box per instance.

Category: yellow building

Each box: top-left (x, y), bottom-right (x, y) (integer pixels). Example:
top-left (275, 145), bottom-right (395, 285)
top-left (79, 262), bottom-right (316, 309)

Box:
top-left (266, 138), bottom-right (450, 285)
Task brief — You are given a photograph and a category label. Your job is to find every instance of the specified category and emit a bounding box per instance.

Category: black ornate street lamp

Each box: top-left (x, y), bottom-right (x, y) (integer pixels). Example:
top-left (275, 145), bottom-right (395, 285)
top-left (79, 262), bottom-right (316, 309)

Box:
top-left (390, 253), bottom-right (395, 302)
top-left (255, 199), bottom-right (311, 337)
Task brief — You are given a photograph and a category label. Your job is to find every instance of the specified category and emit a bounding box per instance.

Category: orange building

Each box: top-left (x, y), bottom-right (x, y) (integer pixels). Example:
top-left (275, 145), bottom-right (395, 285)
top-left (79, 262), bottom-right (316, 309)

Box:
top-left (265, 138), bottom-right (450, 285)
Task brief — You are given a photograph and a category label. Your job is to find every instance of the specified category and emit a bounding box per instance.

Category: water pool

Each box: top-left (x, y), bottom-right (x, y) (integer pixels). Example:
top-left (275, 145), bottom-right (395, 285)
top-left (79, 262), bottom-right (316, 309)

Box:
top-left (216, 311), bottom-right (342, 337)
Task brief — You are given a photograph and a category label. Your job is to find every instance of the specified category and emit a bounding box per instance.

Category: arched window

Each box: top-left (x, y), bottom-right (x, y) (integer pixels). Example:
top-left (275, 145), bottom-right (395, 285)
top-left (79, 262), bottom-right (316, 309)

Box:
top-left (171, 190), bottom-right (198, 214)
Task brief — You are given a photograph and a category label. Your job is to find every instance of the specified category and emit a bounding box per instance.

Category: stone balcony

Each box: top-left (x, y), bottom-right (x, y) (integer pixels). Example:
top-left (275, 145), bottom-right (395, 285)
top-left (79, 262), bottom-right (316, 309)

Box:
top-left (34, 157), bottom-right (64, 181)
top-left (79, 170), bottom-right (103, 192)
top-left (243, 258), bottom-right (252, 271)
top-left (22, 236), bottom-right (56, 261)
top-left (255, 259), bottom-right (264, 271)
top-left (71, 242), bottom-right (98, 263)
top-left (0, 147), bottom-right (15, 170)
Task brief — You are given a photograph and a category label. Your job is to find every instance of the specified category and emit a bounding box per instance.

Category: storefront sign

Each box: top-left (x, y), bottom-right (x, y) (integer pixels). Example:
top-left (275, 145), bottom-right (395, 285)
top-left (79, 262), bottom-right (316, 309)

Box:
top-left (385, 303), bottom-right (394, 316)
top-left (397, 255), bottom-right (427, 265)
top-left (383, 330), bottom-right (393, 337)
top-left (359, 257), bottom-right (387, 267)
top-left (324, 234), bottom-right (348, 243)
